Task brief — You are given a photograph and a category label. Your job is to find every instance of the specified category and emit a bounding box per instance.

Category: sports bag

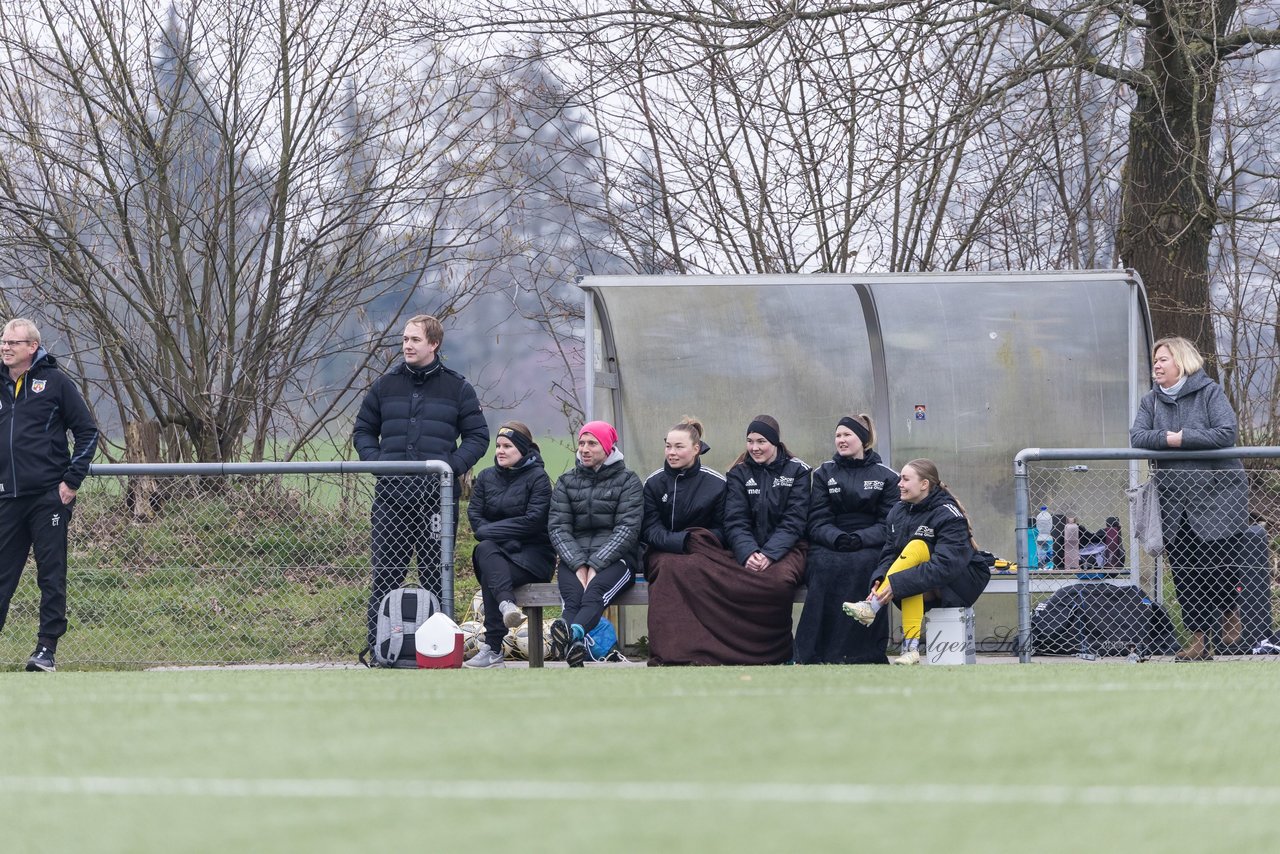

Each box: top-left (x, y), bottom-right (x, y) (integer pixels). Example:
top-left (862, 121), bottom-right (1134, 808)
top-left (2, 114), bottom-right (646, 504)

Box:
top-left (585, 617), bottom-right (618, 661)
top-left (367, 584), bottom-right (442, 668)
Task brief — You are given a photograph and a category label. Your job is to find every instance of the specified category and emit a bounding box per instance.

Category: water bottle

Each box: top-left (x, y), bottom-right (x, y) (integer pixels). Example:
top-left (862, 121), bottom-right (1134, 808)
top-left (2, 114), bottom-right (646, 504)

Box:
top-left (1035, 506), bottom-right (1053, 568)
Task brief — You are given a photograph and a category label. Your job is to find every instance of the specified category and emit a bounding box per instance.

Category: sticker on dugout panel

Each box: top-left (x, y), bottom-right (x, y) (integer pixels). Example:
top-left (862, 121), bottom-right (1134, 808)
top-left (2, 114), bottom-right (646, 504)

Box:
top-left (914, 404), bottom-right (926, 421)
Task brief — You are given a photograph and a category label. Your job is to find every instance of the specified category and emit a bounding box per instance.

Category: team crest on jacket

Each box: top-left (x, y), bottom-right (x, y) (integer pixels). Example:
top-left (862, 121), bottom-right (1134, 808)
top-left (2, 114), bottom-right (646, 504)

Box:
top-left (773, 475), bottom-right (794, 487)
top-left (913, 525), bottom-right (935, 538)
top-left (864, 480), bottom-right (884, 490)
top-left (31, 380), bottom-right (46, 393)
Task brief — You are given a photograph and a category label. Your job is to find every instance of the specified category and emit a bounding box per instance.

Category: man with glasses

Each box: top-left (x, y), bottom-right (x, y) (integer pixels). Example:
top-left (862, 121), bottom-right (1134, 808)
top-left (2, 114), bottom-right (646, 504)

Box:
top-left (0, 318), bottom-right (99, 672)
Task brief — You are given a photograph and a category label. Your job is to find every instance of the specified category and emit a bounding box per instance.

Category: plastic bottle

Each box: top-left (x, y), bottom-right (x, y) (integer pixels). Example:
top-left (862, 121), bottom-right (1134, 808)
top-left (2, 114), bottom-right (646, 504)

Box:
top-left (1035, 506), bottom-right (1053, 569)
top-left (1062, 519), bottom-right (1081, 572)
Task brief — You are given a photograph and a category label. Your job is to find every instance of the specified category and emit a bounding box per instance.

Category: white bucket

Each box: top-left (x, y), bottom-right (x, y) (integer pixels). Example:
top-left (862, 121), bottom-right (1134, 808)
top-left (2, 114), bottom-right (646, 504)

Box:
top-left (926, 607), bottom-right (976, 665)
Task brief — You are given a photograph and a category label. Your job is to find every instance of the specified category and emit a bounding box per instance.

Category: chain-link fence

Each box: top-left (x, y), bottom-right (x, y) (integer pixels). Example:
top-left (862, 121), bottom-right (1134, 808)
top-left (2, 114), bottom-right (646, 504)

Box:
top-left (0, 461), bottom-right (454, 669)
top-left (1014, 448), bottom-right (1280, 662)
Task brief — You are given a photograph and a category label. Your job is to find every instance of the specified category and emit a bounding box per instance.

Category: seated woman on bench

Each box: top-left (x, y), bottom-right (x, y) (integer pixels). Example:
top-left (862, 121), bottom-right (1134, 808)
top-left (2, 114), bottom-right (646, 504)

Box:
top-left (547, 421), bottom-right (643, 667)
top-left (844, 459), bottom-right (988, 665)
top-left (463, 421), bottom-right (556, 669)
top-left (641, 416), bottom-right (731, 665)
top-left (700, 415), bottom-right (811, 665)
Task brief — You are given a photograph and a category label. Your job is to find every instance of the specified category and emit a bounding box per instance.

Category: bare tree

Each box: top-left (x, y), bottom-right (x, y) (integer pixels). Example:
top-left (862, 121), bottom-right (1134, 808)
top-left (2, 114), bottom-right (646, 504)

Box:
top-left (447, 0), bottom-right (1280, 371)
top-left (0, 0), bottom-right (507, 461)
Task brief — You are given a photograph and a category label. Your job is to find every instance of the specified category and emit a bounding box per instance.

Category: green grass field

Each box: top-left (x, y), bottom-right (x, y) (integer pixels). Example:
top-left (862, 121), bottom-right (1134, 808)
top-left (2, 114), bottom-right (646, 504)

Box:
top-left (2, 662), bottom-right (1276, 853)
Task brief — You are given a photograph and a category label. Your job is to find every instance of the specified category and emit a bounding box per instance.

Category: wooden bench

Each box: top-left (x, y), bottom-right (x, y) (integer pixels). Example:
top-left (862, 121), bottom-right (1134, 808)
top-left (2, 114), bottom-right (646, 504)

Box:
top-left (512, 582), bottom-right (807, 667)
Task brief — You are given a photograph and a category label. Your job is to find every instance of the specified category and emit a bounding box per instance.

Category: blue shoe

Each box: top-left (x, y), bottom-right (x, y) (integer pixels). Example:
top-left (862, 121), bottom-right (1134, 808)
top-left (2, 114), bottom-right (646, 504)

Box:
top-left (571, 623), bottom-right (585, 641)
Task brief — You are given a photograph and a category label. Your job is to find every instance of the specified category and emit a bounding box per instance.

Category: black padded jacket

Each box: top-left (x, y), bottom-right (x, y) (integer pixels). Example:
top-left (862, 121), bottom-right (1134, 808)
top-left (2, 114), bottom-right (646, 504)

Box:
top-left (548, 451), bottom-right (644, 571)
top-left (352, 357), bottom-right (489, 476)
top-left (467, 452), bottom-right (556, 576)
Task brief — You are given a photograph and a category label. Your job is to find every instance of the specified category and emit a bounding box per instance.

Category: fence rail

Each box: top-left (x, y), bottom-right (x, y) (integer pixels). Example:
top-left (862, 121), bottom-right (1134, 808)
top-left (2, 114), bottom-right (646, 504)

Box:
top-left (1014, 447), bottom-right (1280, 663)
top-left (0, 461), bottom-right (454, 669)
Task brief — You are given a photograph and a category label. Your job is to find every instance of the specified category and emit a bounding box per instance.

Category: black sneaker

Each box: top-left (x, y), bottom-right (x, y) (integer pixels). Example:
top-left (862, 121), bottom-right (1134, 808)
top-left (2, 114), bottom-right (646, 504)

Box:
top-left (566, 639), bottom-right (586, 668)
top-left (25, 645), bottom-right (56, 672)
top-left (549, 618), bottom-right (571, 661)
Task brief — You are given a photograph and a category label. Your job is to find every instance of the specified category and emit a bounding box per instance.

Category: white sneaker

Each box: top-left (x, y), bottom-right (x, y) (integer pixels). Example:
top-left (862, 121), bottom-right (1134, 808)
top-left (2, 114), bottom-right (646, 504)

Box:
top-left (842, 600), bottom-right (876, 626)
top-left (892, 648), bottom-right (921, 666)
top-left (464, 645), bottom-right (505, 668)
top-left (499, 600), bottom-right (525, 629)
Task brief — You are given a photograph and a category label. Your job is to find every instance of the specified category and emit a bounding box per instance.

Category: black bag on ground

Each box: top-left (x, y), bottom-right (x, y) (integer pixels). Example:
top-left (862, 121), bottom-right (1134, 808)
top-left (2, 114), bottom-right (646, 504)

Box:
top-left (1030, 583), bottom-right (1178, 657)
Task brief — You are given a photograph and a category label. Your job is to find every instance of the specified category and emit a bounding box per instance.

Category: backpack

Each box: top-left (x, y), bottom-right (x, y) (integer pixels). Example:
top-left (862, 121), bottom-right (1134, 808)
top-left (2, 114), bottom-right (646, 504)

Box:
top-left (367, 585), bottom-right (442, 668)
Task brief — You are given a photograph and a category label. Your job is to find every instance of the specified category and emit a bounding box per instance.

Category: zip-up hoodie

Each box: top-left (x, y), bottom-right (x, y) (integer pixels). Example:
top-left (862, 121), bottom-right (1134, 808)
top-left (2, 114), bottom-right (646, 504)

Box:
top-left (724, 453), bottom-right (811, 564)
top-left (876, 486), bottom-right (987, 608)
top-left (807, 449), bottom-right (898, 551)
top-left (0, 348), bottom-right (99, 498)
top-left (642, 444), bottom-right (727, 553)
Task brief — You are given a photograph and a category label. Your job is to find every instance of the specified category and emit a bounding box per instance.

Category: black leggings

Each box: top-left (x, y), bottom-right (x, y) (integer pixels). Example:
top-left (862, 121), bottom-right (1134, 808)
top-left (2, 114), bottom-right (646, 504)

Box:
top-left (472, 540), bottom-right (552, 650)
top-left (556, 558), bottom-right (634, 633)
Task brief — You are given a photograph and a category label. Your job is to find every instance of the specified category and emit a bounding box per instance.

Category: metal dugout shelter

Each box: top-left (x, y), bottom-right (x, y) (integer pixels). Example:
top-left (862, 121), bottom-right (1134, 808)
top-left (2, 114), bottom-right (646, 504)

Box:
top-left (580, 271), bottom-right (1154, 645)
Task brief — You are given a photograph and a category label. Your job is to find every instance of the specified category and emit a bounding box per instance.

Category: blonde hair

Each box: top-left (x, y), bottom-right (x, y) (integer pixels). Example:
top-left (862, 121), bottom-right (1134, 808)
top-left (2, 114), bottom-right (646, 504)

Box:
top-left (4, 318), bottom-right (40, 344)
top-left (1152, 336), bottom-right (1204, 377)
top-left (841, 412), bottom-right (877, 450)
top-left (668, 415), bottom-right (704, 445)
top-left (407, 314), bottom-right (444, 347)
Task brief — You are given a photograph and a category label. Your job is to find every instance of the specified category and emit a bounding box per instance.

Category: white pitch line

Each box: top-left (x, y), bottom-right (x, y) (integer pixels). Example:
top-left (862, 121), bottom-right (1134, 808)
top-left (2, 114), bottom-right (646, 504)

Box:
top-left (1, 777), bottom-right (1278, 806)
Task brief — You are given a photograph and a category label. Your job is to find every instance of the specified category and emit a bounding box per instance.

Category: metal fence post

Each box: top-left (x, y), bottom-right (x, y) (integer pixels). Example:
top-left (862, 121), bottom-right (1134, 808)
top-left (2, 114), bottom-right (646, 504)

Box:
top-left (1014, 453), bottom-right (1033, 663)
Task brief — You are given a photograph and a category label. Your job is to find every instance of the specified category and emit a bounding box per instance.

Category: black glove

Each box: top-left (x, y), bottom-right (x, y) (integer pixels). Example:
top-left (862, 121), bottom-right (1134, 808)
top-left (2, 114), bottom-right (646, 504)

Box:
top-left (835, 533), bottom-right (862, 552)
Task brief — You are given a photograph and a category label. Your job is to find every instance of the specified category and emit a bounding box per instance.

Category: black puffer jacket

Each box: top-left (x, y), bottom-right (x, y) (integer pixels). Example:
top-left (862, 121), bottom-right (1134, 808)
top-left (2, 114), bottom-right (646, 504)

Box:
top-left (724, 454), bottom-right (811, 564)
top-left (467, 452), bottom-right (556, 575)
top-left (0, 349), bottom-right (99, 498)
top-left (352, 358), bottom-right (489, 476)
top-left (876, 487), bottom-right (987, 608)
top-left (642, 450), bottom-right (727, 554)
top-left (548, 450), bottom-right (644, 571)
top-left (807, 450), bottom-right (898, 552)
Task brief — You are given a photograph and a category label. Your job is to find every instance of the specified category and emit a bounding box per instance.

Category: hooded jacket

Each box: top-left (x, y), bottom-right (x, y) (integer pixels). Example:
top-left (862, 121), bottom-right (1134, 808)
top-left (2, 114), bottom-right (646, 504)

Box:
top-left (0, 349), bottom-right (99, 499)
top-left (1129, 369), bottom-right (1248, 541)
top-left (352, 357), bottom-right (489, 476)
top-left (876, 486), bottom-right (987, 608)
top-left (548, 449), bottom-right (644, 571)
top-left (806, 450), bottom-right (898, 552)
top-left (724, 453), bottom-right (811, 564)
top-left (642, 444), bottom-right (727, 554)
top-left (467, 451), bottom-right (556, 575)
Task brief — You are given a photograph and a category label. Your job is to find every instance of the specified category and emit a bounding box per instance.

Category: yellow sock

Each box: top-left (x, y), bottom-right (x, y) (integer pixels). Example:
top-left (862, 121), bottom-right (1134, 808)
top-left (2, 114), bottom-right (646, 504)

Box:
top-left (873, 539), bottom-right (930, 641)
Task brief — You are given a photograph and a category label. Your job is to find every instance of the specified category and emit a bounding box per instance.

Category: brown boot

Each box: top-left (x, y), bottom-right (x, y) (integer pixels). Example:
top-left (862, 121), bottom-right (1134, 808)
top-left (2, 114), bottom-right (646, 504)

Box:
top-left (1175, 632), bottom-right (1212, 662)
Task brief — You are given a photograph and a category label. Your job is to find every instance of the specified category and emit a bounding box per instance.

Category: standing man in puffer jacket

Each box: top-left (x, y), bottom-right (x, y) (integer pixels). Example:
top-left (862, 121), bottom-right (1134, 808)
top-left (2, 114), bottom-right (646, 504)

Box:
top-left (0, 318), bottom-right (99, 673)
top-left (353, 314), bottom-right (489, 654)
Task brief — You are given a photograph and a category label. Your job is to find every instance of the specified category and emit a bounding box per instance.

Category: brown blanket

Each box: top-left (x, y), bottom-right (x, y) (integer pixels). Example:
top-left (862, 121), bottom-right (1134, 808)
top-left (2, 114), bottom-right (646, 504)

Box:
top-left (646, 528), bottom-right (805, 665)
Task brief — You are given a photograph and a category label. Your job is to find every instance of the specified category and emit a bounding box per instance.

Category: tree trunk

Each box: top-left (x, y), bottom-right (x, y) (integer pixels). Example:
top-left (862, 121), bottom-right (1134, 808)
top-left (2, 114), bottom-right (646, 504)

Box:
top-left (1117, 0), bottom-right (1231, 370)
top-left (124, 419), bottom-right (161, 520)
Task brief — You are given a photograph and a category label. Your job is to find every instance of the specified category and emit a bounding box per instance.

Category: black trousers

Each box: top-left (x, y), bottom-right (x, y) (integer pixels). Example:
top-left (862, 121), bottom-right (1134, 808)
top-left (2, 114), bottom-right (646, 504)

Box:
top-left (1167, 529), bottom-right (1244, 635)
top-left (0, 489), bottom-right (75, 651)
top-left (366, 494), bottom-right (441, 649)
top-left (472, 541), bottom-right (552, 650)
top-left (556, 558), bottom-right (633, 633)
